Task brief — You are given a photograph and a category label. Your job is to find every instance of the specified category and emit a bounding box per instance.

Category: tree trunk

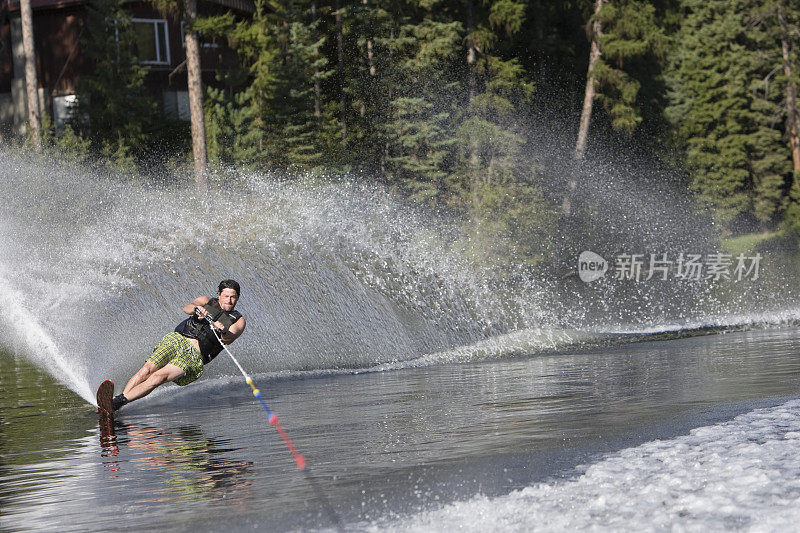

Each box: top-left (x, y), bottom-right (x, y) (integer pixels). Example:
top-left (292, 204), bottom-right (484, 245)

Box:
top-left (565, 0), bottom-right (605, 216)
top-left (312, 0), bottom-right (321, 118)
top-left (20, 0), bottom-right (41, 150)
top-left (336, 0), bottom-right (346, 144)
top-left (574, 0), bottom-right (604, 160)
top-left (779, 6), bottom-right (800, 173)
top-left (464, 0), bottom-right (476, 101)
top-left (464, 0), bottom-right (479, 202)
top-left (360, 0), bottom-right (374, 118)
top-left (185, 0), bottom-right (208, 195)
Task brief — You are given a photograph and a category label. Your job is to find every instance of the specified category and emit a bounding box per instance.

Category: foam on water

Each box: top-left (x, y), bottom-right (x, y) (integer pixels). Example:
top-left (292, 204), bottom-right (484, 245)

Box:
top-left (373, 398), bottom-right (800, 532)
top-left (592, 307), bottom-right (800, 336)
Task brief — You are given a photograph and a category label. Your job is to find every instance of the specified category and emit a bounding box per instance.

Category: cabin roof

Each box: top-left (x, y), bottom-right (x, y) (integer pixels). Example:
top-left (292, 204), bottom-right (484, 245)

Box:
top-left (2, 0), bottom-right (255, 14)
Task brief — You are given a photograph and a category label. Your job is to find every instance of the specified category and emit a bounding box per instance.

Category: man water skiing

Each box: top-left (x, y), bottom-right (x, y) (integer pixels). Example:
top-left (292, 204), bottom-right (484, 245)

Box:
top-left (111, 279), bottom-right (246, 411)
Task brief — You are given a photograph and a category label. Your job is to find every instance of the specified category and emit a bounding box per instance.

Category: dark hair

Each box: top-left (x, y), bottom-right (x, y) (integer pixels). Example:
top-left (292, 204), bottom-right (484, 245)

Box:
top-left (218, 279), bottom-right (241, 296)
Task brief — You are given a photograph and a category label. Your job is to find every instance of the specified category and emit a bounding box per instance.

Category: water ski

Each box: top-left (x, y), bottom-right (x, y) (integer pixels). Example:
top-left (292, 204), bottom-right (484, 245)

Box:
top-left (96, 379), bottom-right (115, 416)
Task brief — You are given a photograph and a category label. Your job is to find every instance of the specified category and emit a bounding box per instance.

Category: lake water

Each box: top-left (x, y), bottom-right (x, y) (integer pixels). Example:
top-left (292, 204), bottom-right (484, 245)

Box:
top-left (3, 325), bottom-right (800, 531)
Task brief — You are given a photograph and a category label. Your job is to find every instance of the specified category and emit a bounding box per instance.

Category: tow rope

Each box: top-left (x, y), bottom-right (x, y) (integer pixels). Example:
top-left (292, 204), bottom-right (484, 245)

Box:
top-left (200, 309), bottom-right (305, 469)
top-left (200, 310), bottom-right (343, 530)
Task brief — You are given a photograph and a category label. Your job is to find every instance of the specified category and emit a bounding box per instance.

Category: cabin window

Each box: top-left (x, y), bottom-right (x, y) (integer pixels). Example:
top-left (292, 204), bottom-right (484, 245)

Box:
top-left (131, 19), bottom-right (170, 65)
top-left (180, 22), bottom-right (220, 48)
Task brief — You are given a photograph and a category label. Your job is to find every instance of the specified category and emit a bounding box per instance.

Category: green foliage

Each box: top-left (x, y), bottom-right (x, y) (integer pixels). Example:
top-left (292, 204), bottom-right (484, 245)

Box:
top-left (205, 85), bottom-right (261, 168)
top-left (666, 0), bottom-right (793, 230)
top-left (382, 17), bottom-right (462, 200)
top-left (32, 0), bottom-right (800, 261)
top-left (721, 231), bottom-right (779, 254)
top-left (202, 0), bottom-right (334, 169)
top-left (276, 9), bottom-right (333, 168)
top-left (53, 125), bottom-right (93, 163)
top-left (488, 0), bottom-right (526, 36)
top-left (593, 0), bottom-right (670, 133)
top-left (447, 1), bottom-right (554, 269)
top-left (387, 96), bottom-right (456, 200)
top-left (39, 114), bottom-right (92, 164)
top-left (458, 177), bottom-right (556, 271)
top-left (70, 0), bottom-right (159, 159)
top-left (39, 101), bottom-right (137, 176)
top-left (453, 54), bottom-right (552, 269)
top-left (756, 1), bottom-right (800, 234)
top-left (146, 0), bottom-right (190, 18)
top-left (786, 174), bottom-right (800, 236)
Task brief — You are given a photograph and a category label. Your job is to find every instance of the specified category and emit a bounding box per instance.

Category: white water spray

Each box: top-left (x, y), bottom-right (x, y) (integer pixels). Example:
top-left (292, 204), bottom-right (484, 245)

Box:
top-left (1, 148), bottom-right (799, 402)
top-left (0, 271), bottom-right (94, 402)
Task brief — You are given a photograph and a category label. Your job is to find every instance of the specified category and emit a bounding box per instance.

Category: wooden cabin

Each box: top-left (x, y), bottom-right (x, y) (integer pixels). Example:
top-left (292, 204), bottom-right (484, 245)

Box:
top-left (0, 0), bottom-right (254, 139)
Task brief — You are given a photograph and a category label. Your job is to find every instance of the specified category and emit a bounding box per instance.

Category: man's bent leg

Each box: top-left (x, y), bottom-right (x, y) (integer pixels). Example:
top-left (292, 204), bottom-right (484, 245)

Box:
top-left (124, 364), bottom-right (186, 402)
top-left (123, 361), bottom-right (159, 397)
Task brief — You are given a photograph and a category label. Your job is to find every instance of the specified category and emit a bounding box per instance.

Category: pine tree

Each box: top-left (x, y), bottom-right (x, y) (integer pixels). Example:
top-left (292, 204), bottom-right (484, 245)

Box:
top-left (451, 0), bottom-right (554, 269)
top-left (201, 0), bottom-right (335, 170)
top-left (666, 0), bottom-right (792, 230)
top-left (70, 0), bottom-right (159, 160)
top-left (340, 0), bottom-right (394, 172)
top-left (205, 82), bottom-right (261, 167)
top-left (752, 1), bottom-right (800, 235)
top-left (382, 14), bottom-right (463, 202)
top-left (279, 4), bottom-right (333, 168)
top-left (592, 0), bottom-right (670, 133)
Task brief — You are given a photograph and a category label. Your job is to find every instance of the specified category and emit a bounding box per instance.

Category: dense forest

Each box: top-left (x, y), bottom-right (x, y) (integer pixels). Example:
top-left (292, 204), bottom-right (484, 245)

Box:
top-left (36, 0), bottom-right (800, 266)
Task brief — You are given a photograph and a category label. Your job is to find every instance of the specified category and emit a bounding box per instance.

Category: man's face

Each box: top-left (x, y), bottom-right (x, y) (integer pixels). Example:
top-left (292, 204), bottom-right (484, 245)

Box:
top-left (218, 288), bottom-right (239, 311)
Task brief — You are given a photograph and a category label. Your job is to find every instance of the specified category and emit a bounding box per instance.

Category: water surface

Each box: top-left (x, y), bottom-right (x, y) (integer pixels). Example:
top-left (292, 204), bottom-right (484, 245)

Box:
top-left (2, 326), bottom-right (800, 531)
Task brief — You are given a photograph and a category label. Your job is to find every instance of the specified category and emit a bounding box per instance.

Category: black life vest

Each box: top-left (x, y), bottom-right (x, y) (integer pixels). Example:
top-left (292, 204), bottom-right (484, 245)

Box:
top-left (175, 297), bottom-right (243, 364)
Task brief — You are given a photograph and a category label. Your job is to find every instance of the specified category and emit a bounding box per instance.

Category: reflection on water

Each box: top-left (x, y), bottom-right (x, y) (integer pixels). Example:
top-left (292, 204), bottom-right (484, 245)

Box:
top-left (113, 422), bottom-right (253, 504)
top-left (98, 415), bottom-right (118, 459)
top-left (0, 352), bottom-right (255, 530)
top-left (2, 327), bottom-right (800, 531)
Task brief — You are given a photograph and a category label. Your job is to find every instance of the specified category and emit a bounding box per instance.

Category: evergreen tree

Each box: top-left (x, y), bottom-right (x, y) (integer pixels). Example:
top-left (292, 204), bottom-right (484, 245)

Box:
top-left (200, 0), bottom-right (334, 170)
top-left (341, 0), bottom-right (395, 172)
top-left (70, 0), bottom-right (159, 159)
top-left (219, 2), bottom-right (283, 165)
top-left (205, 83), bottom-right (261, 167)
top-left (592, 0), bottom-right (670, 133)
top-left (453, 0), bottom-right (555, 269)
top-left (666, 0), bottom-right (792, 230)
top-left (454, 56), bottom-right (554, 269)
top-left (382, 15), bottom-right (463, 201)
top-left (277, 3), bottom-right (333, 168)
top-left (751, 1), bottom-right (800, 235)
top-left (745, 0), bottom-right (797, 225)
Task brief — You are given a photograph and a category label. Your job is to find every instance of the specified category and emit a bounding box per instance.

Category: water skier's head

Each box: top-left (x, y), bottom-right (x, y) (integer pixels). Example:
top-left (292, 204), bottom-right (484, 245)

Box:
top-left (218, 279), bottom-right (240, 311)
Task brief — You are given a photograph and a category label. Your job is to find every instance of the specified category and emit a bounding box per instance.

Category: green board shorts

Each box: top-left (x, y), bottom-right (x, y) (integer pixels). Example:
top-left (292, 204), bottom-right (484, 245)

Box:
top-left (148, 332), bottom-right (203, 386)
